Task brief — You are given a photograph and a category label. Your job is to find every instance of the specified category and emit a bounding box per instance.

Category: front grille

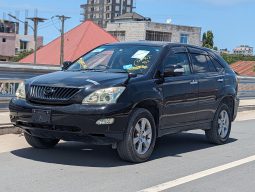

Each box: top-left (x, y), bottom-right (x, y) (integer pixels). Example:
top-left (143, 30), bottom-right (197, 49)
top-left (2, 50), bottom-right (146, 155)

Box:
top-left (29, 85), bottom-right (80, 102)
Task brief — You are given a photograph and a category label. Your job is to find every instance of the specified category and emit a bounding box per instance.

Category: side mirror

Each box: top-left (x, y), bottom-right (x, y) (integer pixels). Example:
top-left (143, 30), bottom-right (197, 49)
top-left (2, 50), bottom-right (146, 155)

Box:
top-left (164, 65), bottom-right (185, 77)
top-left (62, 61), bottom-right (72, 70)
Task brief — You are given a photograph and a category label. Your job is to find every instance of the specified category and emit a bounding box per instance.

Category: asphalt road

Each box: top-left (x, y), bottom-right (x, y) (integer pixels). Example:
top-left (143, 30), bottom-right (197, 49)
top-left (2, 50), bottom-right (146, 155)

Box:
top-left (0, 117), bottom-right (255, 192)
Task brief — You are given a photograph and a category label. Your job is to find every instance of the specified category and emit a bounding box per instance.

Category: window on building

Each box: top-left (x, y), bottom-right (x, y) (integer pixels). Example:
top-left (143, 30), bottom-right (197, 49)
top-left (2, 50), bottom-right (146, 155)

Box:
top-left (127, 0), bottom-right (131, 5)
top-left (106, 0), bottom-right (111, 3)
top-left (126, 7), bottom-right (131, 12)
top-left (115, 5), bottom-right (120, 11)
top-left (2, 38), bottom-right (6, 43)
top-left (180, 34), bottom-right (189, 44)
top-left (20, 40), bottom-right (28, 51)
top-left (106, 13), bottom-right (110, 19)
top-left (146, 31), bottom-right (172, 42)
top-left (108, 31), bottom-right (126, 41)
top-left (106, 6), bottom-right (110, 11)
top-left (116, 0), bottom-right (120, 3)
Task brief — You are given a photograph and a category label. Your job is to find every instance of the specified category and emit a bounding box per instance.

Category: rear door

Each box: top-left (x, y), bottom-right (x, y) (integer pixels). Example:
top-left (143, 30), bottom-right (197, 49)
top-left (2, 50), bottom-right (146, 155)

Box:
top-left (188, 47), bottom-right (225, 122)
top-left (160, 47), bottom-right (199, 129)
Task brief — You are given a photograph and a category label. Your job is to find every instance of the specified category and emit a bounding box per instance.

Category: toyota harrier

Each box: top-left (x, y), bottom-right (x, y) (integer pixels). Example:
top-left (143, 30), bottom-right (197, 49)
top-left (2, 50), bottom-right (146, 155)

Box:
top-left (9, 42), bottom-right (239, 163)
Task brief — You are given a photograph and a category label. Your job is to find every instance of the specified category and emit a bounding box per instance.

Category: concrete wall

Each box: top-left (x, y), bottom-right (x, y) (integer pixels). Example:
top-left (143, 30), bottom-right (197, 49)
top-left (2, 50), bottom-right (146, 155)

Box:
top-left (106, 21), bottom-right (202, 46)
top-left (0, 33), bottom-right (16, 58)
top-left (15, 34), bottom-right (43, 52)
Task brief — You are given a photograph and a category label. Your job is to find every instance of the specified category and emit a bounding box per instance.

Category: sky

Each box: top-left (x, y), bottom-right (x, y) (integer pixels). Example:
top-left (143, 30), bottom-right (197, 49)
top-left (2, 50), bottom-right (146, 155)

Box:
top-left (0, 0), bottom-right (254, 51)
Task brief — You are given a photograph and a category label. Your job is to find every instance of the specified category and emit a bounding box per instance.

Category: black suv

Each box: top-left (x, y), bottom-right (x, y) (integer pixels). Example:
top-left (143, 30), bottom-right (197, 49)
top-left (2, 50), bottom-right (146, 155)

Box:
top-left (9, 42), bottom-right (239, 163)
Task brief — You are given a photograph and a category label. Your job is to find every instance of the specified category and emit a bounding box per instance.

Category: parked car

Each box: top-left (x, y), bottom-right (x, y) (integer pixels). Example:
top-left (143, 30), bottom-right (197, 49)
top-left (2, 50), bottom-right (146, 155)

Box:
top-left (9, 42), bottom-right (239, 163)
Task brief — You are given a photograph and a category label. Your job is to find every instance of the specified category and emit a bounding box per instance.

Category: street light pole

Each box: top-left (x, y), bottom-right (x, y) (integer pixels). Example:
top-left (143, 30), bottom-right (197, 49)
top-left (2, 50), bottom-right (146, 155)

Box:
top-left (55, 15), bottom-right (70, 67)
top-left (27, 17), bottom-right (47, 65)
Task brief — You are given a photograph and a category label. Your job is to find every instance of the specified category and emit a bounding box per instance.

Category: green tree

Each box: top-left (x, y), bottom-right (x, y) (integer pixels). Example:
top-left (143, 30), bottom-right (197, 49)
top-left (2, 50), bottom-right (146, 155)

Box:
top-left (202, 30), bottom-right (214, 49)
top-left (221, 53), bottom-right (255, 64)
top-left (10, 50), bottom-right (34, 62)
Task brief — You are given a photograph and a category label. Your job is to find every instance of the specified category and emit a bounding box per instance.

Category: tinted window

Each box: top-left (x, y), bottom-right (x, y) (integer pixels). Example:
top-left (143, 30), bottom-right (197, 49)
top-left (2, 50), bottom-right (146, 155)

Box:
top-left (206, 56), bottom-right (217, 72)
top-left (164, 53), bottom-right (191, 75)
top-left (210, 56), bottom-right (225, 73)
top-left (191, 54), bottom-right (210, 73)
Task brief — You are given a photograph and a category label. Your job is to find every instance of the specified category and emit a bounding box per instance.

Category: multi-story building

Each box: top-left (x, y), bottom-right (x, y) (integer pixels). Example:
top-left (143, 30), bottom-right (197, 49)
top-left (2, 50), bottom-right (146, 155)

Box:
top-left (220, 48), bottom-right (230, 55)
top-left (0, 19), bottom-right (43, 61)
top-left (80, 0), bottom-right (134, 28)
top-left (233, 45), bottom-right (253, 56)
top-left (106, 12), bottom-right (202, 46)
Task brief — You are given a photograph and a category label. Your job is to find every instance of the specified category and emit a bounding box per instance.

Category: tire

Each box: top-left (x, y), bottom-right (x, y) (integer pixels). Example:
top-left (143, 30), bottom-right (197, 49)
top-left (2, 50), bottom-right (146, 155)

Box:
top-left (205, 103), bottom-right (232, 145)
top-left (117, 108), bottom-right (156, 163)
top-left (24, 132), bottom-right (60, 149)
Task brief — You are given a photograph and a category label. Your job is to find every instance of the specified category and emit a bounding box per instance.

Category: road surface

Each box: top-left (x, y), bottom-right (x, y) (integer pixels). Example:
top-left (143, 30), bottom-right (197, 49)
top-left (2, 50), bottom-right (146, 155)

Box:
top-left (0, 112), bottom-right (255, 192)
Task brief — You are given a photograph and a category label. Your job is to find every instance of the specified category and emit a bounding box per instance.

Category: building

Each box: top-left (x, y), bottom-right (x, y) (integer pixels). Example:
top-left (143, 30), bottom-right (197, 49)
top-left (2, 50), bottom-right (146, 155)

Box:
top-left (233, 45), bottom-right (253, 56)
top-left (0, 19), bottom-right (43, 61)
top-left (220, 48), bottom-right (230, 55)
top-left (20, 21), bottom-right (117, 65)
top-left (105, 12), bottom-right (202, 46)
top-left (80, 0), bottom-right (134, 28)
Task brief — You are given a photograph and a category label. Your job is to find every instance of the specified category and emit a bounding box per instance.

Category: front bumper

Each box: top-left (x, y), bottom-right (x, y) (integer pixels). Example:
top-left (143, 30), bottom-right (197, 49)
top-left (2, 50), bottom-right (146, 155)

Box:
top-left (9, 98), bottom-right (132, 144)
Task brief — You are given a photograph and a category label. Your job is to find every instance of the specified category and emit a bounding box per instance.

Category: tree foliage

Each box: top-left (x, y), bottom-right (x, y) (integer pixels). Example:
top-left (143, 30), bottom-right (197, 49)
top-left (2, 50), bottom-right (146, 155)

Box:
top-left (221, 53), bottom-right (255, 64)
top-left (10, 50), bottom-right (34, 62)
top-left (202, 31), bottom-right (214, 49)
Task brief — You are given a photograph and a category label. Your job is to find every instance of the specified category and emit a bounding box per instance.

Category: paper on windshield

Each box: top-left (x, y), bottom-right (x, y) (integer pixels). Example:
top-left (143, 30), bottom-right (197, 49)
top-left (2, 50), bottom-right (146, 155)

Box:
top-left (92, 48), bottom-right (106, 53)
top-left (131, 50), bottom-right (150, 60)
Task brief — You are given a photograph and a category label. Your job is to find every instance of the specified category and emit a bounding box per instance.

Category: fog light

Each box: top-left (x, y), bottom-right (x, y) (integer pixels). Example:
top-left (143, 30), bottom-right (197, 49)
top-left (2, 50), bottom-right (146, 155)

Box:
top-left (96, 118), bottom-right (115, 125)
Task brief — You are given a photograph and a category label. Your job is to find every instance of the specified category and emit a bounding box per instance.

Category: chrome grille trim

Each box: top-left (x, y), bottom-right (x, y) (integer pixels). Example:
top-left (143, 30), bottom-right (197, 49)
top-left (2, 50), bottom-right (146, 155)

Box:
top-left (29, 85), bottom-right (80, 101)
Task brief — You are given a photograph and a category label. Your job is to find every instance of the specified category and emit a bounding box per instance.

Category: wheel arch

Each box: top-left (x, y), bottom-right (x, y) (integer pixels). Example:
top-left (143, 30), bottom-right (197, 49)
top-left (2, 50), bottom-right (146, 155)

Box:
top-left (132, 99), bottom-right (161, 137)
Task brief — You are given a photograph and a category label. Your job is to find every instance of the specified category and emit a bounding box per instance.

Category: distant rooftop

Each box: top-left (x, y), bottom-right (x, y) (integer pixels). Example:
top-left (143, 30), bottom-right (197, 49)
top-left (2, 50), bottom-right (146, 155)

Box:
top-left (114, 12), bottom-right (151, 22)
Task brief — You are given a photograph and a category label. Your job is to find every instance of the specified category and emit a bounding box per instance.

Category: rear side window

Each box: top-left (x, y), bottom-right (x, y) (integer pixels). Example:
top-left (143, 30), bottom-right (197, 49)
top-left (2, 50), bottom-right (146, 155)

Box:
top-left (191, 54), bottom-right (209, 73)
top-left (163, 53), bottom-right (191, 75)
top-left (206, 56), bottom-right (217, 72)
top-left (191, 54), bottom-right (219, 73)
top-left (210, 56), bottom-right (225, 73)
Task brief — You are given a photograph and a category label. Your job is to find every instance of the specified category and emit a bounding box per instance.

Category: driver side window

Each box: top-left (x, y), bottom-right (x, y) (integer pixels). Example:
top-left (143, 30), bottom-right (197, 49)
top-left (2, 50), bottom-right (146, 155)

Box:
top-left (163, 53), bottom-right (191, 76)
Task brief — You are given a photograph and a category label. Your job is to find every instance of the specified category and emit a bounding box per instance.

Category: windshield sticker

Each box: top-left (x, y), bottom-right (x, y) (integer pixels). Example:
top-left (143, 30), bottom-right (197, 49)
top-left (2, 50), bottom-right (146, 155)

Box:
top-left (128, 65), bottom-right (148, 71)
top-left (92, 48), bottom-right (106, 53)
top-left (123, 64), bottom-right (133, 70)
top-left (86, 79), bottom-right (100, 85)
top-left (131, 50), bottom-right (150, 60)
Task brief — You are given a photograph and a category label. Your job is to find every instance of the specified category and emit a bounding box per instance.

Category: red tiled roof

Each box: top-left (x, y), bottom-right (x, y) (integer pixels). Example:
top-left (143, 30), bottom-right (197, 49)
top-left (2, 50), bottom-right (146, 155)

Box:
top-left (231, 61), bottom-right (255, 76)
top-left (20, 21), bottom-right (118, 65)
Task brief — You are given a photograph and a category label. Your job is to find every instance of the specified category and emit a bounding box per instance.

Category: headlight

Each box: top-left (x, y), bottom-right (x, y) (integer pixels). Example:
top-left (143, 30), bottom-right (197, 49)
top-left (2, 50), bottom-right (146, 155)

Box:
top-left (82, 87), bottom-right (125, 104)
top-left (15, 82), bottom-right (26, 99)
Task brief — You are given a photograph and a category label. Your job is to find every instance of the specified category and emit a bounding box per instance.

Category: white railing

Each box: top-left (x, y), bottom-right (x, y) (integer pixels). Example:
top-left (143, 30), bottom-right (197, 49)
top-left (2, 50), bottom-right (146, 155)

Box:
top-left (0, 79), bottom-right (23, 97)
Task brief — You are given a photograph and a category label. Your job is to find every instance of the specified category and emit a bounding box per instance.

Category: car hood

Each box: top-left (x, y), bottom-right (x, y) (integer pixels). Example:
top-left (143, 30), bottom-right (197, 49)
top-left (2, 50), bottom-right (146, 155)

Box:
top-left (29, 71), bottom-right (129, 88)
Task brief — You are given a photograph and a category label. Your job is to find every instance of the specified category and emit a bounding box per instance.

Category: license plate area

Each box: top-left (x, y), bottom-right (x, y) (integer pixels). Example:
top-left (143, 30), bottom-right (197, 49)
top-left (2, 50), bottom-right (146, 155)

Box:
top-left (32, 109), bottom-right (51, 124)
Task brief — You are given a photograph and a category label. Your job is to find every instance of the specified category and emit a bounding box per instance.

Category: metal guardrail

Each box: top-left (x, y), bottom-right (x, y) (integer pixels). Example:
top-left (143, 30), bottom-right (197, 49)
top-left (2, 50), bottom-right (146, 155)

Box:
top-left (0, 76), bottom-right (254, 102)
top-left (0, 79), bottom-right (23, 99)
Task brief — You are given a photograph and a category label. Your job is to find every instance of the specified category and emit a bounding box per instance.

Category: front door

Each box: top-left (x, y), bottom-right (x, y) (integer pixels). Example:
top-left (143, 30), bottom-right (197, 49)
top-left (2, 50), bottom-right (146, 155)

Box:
top-left (160, 48), bottom-right (199, 130)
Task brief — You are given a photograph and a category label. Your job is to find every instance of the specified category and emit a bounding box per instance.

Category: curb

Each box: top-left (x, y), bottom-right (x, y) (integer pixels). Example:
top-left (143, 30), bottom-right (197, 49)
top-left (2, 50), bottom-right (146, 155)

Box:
top-left (238, 106), bottom-right (255, 112)
top-left (0, 126), bottom-right (21, 135)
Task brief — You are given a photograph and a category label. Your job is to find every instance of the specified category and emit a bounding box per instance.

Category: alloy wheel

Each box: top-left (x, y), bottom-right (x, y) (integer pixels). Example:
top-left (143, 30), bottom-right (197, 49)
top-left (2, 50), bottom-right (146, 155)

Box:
top-left (133, 118), bottom-right (152, 155)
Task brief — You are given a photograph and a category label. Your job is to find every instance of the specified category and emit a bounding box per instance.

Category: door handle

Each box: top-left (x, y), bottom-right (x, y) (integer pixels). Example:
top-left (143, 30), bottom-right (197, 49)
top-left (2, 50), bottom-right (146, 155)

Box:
top-left (217, 78), bottom-right (224, 82)
top-left (190, 80), bottom-right (198, 85)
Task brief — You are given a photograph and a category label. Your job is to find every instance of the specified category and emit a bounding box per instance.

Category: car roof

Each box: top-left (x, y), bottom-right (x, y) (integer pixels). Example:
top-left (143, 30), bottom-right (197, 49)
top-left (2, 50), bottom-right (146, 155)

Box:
top-left (105, 41), bottom-right (216, 52)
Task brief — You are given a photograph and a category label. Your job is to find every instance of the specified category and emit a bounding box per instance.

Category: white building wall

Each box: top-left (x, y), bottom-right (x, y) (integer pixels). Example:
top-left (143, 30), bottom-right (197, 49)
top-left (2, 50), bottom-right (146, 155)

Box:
top-left (106, 21), bottom-right (202, 46)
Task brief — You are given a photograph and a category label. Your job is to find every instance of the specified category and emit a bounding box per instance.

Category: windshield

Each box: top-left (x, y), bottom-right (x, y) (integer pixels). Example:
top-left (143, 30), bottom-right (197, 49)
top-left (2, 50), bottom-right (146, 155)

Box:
top-left (68, 44), bottom-right (162, 74)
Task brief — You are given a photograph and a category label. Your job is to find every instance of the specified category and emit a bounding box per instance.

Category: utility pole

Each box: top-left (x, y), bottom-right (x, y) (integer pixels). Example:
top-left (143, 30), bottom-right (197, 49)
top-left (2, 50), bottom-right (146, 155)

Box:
top-left (55, 15), bottom-right (70, 67)
top-left (27, 17), bottom-right (47, 65)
